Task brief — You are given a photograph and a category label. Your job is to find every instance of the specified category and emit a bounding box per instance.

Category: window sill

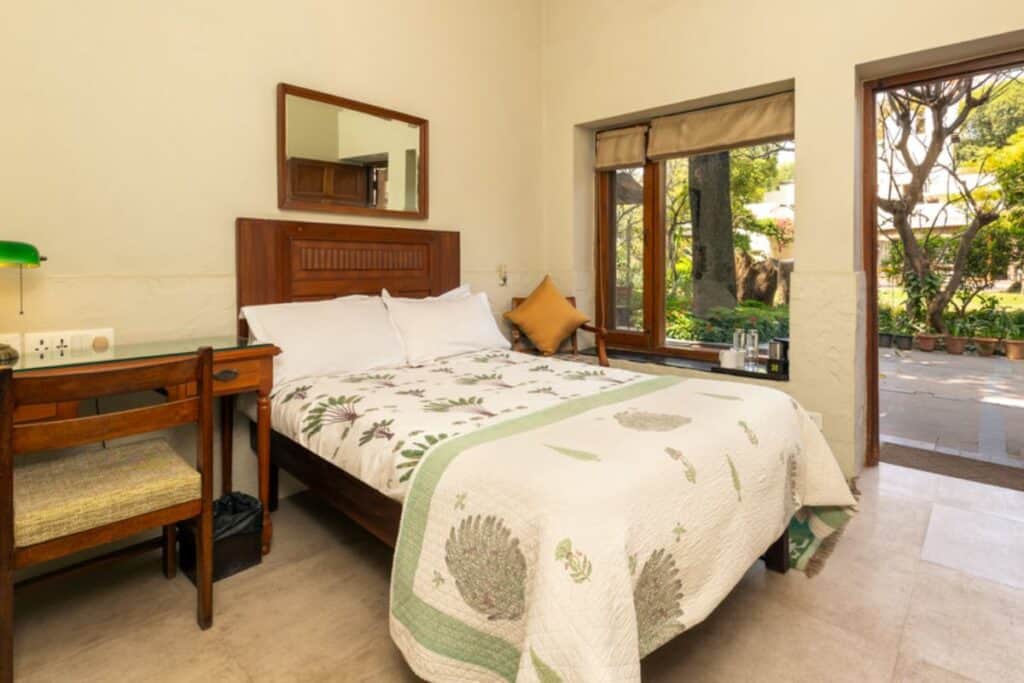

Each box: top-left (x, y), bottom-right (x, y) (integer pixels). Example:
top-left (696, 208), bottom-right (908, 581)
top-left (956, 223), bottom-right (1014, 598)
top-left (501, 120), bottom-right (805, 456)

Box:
top-left (579, 347), bottom-right (789, 382)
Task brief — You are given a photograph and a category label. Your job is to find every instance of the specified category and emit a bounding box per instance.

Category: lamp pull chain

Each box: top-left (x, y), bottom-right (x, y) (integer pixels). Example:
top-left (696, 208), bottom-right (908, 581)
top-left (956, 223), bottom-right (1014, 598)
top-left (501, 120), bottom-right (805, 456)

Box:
top-left (19, 264), bottom-right (24, 315)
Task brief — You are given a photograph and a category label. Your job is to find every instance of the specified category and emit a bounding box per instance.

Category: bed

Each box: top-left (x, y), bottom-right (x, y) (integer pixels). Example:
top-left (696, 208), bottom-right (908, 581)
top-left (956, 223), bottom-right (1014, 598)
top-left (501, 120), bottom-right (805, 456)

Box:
top-left (235, 218), bottom-right (856, 682)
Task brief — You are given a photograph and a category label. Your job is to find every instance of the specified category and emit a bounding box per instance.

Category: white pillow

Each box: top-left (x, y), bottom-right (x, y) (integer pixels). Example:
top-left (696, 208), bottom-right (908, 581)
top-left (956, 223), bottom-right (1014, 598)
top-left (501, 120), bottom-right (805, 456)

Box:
top-left (383, 291), bottom-right (510, 364)
top-left (240, 297), bottom-right (405, 385)
top-left (380, 284), bottom-right (470, 302)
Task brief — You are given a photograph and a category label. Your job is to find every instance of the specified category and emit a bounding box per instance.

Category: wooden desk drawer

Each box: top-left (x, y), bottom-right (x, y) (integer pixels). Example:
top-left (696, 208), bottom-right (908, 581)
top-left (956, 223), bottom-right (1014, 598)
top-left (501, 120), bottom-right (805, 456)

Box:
top-left (211, 359), bottom-right (263, 394)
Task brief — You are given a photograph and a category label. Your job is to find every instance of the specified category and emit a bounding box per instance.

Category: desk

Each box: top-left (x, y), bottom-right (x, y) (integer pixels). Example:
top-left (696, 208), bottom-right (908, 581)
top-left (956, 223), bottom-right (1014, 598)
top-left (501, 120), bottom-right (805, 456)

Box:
top-left (10, 337), bottom-right (280, 554)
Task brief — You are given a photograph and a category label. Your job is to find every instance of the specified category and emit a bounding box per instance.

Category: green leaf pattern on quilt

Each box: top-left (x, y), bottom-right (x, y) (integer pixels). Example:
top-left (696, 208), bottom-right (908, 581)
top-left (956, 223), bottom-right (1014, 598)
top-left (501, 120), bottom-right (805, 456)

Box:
top-left (445, 515), bottom-right (527, 621)
top-left (726, 455), bottom-right (742, 502)
top-left (613, 410), bottom-right (691, 432)
top-left (554, 538), bottom-right (593, 583)
top-left (397, 433), bottom-right (451, 483)
top-left (633, 548), bottom-right (685, 656)
top-left (545, 444), bottom-right (602, 462)
top-left (530, 649), bottom-right (563, 683)
top-left (738, 420), bottom-right (759, 445)
top-left (301, 395), bottom-right (363, 437)
top-left (664, 447), bottom-right (696, 483)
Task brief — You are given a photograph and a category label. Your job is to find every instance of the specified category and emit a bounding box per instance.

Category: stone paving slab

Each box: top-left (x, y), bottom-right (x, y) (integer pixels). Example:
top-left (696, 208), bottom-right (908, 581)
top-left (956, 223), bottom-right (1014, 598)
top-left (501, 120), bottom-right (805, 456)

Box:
top-left (880, 348), bottom-right (1024, 468)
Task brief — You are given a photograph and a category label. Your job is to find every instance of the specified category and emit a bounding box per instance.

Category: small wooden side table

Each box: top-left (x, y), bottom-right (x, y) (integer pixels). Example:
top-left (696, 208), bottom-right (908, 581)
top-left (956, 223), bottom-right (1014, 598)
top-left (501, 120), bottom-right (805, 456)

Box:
top-left (10, 337), bottom-right (280, 554)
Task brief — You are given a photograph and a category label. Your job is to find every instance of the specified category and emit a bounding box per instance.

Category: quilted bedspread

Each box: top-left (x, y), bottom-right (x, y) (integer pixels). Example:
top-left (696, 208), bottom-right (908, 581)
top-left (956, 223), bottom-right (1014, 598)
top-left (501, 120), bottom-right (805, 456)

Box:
top-left (389, 374), bottom-right (856, 682)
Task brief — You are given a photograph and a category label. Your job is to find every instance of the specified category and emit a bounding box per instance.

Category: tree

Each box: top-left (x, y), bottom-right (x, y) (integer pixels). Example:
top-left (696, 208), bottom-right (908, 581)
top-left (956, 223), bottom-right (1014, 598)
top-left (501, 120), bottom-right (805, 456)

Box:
top-left (689, 151), bottom-right (737, 316)
top-left (957, 80), bottom-right (1024, 163)
top-left (877, 74), bottom-right (1017, 333)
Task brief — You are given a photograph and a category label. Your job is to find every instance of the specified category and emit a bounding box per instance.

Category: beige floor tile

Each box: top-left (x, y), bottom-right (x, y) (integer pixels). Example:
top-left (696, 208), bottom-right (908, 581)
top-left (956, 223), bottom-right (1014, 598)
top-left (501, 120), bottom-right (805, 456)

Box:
top-left (12, 466), bottom-right (1024, 683)
top-left (641, 564), bottom-right (898, 683)
top-left (934, 475), bottom-right (1024, 523)
top-left (896, 563), bottom-right (1024, 683)
top-left (920, 504), bottom-right (1024, 589)
top-left (892, 653), bottom-right (979, 682)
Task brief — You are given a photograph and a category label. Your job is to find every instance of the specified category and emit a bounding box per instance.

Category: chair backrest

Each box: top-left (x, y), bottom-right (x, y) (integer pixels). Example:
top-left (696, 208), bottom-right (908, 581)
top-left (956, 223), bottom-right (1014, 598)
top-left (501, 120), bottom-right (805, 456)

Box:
top-left (2, 347), bottom-right (213, 456)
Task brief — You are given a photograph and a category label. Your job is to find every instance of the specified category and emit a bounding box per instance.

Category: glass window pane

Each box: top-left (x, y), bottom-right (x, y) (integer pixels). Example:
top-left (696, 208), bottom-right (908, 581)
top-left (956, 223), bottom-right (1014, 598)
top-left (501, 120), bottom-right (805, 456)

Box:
top-left (663, 144), bottom-right (794, 345)
top-left (610, 167), bottom-right (645, 331)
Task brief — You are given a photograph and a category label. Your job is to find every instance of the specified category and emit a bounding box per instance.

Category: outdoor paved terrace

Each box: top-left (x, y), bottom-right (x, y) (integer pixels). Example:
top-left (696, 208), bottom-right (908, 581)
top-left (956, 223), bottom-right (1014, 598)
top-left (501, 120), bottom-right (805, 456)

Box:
top-left (880, 348), bottom-right (1024, 468)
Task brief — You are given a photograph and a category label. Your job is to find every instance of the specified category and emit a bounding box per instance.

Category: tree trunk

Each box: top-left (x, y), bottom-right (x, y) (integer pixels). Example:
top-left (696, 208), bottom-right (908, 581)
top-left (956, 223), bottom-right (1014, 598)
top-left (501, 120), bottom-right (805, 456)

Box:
top-left (689, 151), bottom-right (736, 316)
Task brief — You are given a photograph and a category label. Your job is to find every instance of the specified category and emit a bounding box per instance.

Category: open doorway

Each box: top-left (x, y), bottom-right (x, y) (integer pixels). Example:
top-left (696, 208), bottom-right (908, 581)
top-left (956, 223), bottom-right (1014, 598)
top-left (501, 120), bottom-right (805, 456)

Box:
top-left (864, 51), bottom-right (1024, 488)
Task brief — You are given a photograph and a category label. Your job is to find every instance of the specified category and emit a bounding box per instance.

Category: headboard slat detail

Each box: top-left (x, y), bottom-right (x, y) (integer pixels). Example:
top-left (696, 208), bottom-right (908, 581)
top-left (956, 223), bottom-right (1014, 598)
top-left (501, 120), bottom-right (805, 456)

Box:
top-left (235, 218), bottom-right (459, 338)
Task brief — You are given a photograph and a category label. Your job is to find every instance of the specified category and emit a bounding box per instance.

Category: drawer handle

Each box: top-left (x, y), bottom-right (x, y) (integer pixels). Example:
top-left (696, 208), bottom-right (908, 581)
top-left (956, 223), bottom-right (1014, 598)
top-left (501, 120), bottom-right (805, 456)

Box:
top-left (213, 368), bottom-right (240, 382)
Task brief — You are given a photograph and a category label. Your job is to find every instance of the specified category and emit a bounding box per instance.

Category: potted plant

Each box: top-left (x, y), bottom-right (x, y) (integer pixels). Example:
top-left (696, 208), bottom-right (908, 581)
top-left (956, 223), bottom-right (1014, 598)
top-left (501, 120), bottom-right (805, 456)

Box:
top-left (914, 322), bottom-right (941, 352)
top-left (944, 316), bottom-right (971, 355)
top-left (892, 312), bottom-right (914, 351)
top-left (972, 315), bottom-right (1001, 357)
top-left (999, 311), bottom-right (1024, 360)
top-left (878, 307), bottom-right (894, 348)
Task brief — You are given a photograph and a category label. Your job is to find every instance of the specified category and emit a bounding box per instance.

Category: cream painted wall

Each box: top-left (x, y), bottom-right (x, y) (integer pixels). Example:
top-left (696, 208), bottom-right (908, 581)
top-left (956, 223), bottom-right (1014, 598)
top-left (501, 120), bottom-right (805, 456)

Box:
top-left (539, 0), bottom-right (1024, 477)
top-left (0, 0), bottom-right (543, 342)
top-left (3, 0), bottom-right (1024, 492)
top-left (0, 0), bottom-right (544, 498)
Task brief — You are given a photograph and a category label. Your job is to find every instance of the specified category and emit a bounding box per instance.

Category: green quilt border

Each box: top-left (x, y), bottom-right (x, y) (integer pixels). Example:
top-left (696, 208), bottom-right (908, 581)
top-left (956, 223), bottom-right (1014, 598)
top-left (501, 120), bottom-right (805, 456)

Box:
top-left (391, 375), bottom-right (681, 681)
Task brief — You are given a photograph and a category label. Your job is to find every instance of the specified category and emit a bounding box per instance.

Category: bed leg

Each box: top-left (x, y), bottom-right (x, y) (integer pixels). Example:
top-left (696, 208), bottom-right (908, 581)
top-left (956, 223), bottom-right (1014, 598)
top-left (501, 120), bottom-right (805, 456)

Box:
top-left (763, 528), bottom-right (789, 574)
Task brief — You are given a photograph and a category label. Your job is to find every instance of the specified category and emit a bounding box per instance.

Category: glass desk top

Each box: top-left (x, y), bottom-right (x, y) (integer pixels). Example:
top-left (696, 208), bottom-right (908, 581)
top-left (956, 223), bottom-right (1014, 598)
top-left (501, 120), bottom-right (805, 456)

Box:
top-left (8, 336), bottom-right (273, 373)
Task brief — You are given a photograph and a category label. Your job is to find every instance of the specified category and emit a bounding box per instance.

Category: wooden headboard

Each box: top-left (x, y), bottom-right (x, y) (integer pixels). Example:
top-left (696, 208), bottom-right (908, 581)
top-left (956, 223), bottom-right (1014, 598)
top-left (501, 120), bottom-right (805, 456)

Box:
top-left (235, 217), bottom-right (460, 337)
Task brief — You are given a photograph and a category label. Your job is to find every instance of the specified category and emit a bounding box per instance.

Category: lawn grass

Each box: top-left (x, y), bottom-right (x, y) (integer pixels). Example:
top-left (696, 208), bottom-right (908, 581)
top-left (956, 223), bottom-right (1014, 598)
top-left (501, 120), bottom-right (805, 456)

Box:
top-left (878, 286), bottom-right (1024, 312)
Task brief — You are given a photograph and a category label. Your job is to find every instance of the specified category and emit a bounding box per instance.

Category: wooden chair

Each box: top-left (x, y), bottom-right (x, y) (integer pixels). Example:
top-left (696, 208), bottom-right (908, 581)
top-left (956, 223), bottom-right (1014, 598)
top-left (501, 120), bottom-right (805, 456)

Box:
top-left (508, 296), bottom-right (610, 367)
top-left (0, 348), bottom-right (215, 683)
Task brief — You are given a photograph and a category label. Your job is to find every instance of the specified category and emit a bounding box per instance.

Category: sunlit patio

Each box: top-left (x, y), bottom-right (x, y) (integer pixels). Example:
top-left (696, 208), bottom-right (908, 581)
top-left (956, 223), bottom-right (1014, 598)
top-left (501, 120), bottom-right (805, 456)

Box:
top-left (880, 348), bottom-right (1024, 469)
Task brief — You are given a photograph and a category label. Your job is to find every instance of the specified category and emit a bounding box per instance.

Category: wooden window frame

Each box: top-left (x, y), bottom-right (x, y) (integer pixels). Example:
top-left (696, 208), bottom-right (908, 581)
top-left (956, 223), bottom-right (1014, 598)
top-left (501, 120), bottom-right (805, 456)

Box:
top-left (860, 47), bottom-right (1024, 468)
top-left (595, 157), bottom-right (769, 364)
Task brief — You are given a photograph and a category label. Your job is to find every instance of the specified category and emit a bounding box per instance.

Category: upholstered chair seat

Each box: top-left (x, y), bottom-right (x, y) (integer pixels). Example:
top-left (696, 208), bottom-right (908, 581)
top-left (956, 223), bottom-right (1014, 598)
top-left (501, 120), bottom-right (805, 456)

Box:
top-left (14, 438), bottom-right (200, 548)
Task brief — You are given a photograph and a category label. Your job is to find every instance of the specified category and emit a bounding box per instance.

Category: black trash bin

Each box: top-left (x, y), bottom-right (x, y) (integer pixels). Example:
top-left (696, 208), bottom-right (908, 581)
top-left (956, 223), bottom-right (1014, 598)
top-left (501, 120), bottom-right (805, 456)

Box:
top-left (179, 492), bottom-right (263, 584)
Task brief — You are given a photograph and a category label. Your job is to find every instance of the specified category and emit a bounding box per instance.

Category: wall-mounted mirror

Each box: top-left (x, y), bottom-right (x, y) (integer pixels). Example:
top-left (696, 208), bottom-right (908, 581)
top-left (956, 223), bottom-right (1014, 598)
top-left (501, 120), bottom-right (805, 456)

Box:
top-left (277, 83), bottom-right (428, 218)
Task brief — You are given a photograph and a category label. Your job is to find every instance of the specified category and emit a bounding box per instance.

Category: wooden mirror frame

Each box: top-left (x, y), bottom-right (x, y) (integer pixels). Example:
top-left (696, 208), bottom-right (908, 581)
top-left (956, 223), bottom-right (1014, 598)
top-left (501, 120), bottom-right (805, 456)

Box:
top-left (276, 83), bottom-right (429, 219)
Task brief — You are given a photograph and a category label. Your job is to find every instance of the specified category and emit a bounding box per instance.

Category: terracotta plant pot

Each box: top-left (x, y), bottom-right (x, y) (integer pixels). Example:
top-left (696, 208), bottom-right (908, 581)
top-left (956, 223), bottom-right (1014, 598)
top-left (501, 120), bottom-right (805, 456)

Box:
top-left (1005, 339), bottom-right (1024, 360)
top-left (879, 332), bottom-right (893, 348)
top-left (944, 335), bottom-right (968, 355)
top-left (893, 334), bottom-right (913, 351)
top-left (915, 334), bottom-right (940, 352)
top-left (974, 337), bottom-right (999, 357)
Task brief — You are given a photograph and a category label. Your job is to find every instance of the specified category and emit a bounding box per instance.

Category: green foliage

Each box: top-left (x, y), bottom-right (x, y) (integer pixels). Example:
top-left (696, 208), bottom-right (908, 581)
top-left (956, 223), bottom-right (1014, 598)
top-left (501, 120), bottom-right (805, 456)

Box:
top-left (666, 301), bottom-right (789, 343)
top-left (957, 80), bottom-right (1024, 165)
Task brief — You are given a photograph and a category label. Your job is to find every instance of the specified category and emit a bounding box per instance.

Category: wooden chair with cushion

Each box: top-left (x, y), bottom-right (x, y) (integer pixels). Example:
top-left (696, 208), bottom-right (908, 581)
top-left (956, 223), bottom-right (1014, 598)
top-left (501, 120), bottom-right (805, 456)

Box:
top-left (508, 295), bottom-right (610, 367)
top-left (0, 348), bottom-right (215, 683)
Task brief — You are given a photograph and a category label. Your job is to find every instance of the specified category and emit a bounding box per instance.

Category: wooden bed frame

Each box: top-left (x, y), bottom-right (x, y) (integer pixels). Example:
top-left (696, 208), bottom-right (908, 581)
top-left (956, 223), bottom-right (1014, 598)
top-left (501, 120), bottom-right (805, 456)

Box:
top-left (235, 216), bottom-right (788, 570)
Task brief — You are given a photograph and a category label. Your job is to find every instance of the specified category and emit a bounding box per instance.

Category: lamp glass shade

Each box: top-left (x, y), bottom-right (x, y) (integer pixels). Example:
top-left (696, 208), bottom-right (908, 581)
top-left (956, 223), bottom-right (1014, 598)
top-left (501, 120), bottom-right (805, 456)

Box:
top-left (0, 241), bottom-right (42, 268)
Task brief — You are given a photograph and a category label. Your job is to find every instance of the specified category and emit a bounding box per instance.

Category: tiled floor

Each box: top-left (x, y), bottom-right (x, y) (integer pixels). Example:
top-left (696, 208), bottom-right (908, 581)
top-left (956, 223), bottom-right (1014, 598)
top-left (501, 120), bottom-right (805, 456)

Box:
top-left (12, 463), bottom-right (1024, 682)
top-left (880, 349), bottom-right (1024, 468)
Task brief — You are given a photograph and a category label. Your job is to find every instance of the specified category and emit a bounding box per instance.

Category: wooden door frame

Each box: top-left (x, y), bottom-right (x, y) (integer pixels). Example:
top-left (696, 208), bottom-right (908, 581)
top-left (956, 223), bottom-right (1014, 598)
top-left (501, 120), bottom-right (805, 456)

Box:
top-left (861, 47), bottom-right (1024, 468)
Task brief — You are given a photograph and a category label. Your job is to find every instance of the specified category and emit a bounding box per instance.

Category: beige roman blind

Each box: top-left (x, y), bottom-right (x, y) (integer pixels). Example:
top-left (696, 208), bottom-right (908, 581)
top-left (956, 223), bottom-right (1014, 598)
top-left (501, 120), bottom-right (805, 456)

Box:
top-left (647, 92), bottom-right (794, 160)
top-left (595, 125), bottom-right (648, 170)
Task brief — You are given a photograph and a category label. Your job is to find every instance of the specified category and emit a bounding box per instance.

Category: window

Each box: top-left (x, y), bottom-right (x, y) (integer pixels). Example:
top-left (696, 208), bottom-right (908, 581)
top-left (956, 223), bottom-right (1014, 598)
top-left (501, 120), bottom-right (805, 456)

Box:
top-left (596, 92), bottom-right (795, 359)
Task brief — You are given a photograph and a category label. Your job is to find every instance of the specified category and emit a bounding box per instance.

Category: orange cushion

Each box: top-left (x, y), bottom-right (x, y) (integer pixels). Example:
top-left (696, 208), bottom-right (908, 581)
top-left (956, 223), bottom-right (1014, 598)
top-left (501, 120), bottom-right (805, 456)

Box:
top-left (504, 276), bottom-right (589, 355)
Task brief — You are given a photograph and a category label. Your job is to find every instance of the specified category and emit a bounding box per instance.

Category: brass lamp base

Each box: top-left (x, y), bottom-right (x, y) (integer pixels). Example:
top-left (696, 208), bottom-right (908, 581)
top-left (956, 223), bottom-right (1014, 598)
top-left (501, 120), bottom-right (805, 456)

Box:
top-left (0, 343), bottom-right (19, 365)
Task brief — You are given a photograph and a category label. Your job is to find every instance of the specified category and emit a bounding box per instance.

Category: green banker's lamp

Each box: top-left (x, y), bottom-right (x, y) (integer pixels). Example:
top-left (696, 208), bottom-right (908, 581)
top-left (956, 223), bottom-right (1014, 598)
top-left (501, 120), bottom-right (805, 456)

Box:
top-left (0, 240), bottom-right (46, 362)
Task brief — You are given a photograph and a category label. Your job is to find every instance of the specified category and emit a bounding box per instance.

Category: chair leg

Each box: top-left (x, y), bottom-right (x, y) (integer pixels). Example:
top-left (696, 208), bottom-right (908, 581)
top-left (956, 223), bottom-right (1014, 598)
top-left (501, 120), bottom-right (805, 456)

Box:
top-left (162, 524), bottom-right (177, 579)
top-left (1, 567), bottom-right (12, 683)
top-left (196, 510), bottom-right (213, 630)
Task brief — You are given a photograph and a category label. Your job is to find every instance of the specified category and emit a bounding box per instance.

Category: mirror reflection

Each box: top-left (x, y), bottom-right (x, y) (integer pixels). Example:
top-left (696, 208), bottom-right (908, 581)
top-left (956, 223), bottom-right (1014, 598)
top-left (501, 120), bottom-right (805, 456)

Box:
top-left (282, 91), bottom-right (424, 214)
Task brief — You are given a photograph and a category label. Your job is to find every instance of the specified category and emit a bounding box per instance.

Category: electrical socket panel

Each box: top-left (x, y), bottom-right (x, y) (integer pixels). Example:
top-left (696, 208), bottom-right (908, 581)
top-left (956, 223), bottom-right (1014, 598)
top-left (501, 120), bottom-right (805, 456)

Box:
top-left (24, 328), bottom-right (115, 363)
